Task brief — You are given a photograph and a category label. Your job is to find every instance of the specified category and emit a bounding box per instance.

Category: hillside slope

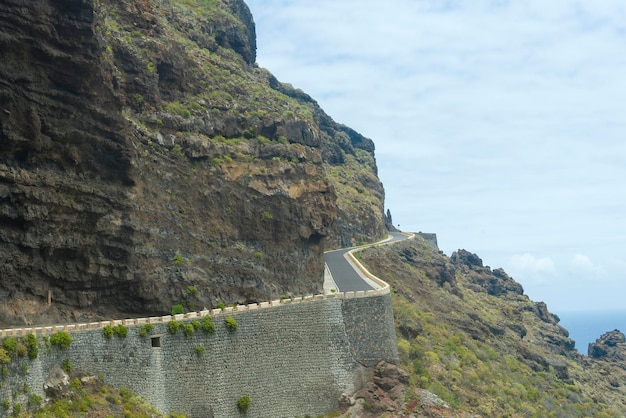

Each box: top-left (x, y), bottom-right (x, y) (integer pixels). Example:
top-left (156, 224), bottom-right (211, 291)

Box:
top-left (352, 237), bottom-right (626, 417)
top-left (0, 0), bottom-right (386, 326)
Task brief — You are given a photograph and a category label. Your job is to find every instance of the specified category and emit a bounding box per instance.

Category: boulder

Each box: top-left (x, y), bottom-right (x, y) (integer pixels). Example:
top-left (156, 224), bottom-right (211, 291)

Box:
top-left (43, 367), bottom-right (70, 400)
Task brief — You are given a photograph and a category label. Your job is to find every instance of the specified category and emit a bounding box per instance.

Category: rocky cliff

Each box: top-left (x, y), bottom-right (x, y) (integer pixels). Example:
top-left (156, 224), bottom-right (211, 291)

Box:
top-left (0, 0), bottom-right (386, 325)
top-left (352, 237), bottom-right (626, 416)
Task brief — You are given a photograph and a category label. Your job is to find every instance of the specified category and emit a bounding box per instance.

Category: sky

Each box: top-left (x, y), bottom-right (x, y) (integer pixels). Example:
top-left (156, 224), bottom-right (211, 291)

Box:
top-left (245, 0), bottom-right (626, 315)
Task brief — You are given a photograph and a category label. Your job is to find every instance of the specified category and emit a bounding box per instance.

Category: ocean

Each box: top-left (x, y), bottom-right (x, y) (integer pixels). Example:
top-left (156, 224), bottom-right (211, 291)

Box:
top-left (556, 310), bottom-right (626, 355)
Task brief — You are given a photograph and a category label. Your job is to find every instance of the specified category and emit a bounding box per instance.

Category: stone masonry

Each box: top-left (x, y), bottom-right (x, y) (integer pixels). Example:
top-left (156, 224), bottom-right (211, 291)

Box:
top-left (0, 292), bottom-right (398, 417)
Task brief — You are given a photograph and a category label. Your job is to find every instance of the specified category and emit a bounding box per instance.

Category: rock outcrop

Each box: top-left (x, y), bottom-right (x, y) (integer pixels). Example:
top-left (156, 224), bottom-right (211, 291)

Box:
top-left (451, 249), bottom-right (524, 296)
top-left (0, 0), bottom-right (387, 325)
top-left (588, 330), bottom-right (626, 362)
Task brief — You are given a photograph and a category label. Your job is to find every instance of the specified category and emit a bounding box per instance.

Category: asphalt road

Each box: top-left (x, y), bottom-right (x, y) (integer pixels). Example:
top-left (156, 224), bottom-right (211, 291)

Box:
top-left (324, 231), bottom-right (409, 292)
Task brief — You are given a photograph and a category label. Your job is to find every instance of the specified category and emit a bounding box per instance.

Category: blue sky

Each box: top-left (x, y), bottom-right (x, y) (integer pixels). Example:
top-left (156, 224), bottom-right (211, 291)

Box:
top-left (245, 0), bottom-right (626, 314)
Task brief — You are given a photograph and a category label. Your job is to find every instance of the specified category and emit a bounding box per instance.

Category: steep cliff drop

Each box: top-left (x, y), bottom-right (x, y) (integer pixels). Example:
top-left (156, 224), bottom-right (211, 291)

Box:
top-left (0, 0), bottom-right (387, 326)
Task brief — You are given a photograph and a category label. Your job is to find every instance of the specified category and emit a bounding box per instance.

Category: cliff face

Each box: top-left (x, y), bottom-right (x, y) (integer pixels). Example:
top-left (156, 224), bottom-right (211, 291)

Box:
top-left (0, 0), bottom-right (386, 325)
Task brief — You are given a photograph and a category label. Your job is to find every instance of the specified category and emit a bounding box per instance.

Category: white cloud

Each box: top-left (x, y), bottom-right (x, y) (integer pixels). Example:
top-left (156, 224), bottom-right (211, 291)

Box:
top-left (247, 0), bottom-right (626, 310)
top-left (571, 254), bottom-right (593, 269)
top-left (510, 253), bottom-right (556, 273)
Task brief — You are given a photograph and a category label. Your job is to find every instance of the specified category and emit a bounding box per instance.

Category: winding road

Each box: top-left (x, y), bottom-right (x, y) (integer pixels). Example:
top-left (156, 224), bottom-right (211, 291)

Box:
top-left (324, 231), bottom-right (410, 292)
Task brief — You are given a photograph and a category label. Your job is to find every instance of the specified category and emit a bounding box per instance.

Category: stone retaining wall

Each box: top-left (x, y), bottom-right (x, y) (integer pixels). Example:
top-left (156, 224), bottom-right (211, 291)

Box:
top-left (0, 291), bottom-right (397, 417)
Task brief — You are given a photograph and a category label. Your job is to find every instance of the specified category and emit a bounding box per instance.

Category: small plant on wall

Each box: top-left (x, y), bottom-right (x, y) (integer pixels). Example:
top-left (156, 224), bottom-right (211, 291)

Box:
top-left (200, 316), bottom-right (216, 335)
top-left (168, 321), bottom-right (182, 334)
top-left (0, 351), bottom-right (9, 365)
top-left (103, 325), bottom-right (114, 339)
top-left (113, 325), bottom-right (128, 338)
top-left (139, 323), bottom-right (153, 337)
top-left (183, 324), bottom-right (195, 338)
top-left (2, 337), bottom-right (18, 356)
top-left (224, 317), bottom-right (238, 331)
top-left (25, 334), bottom-right (38, 359)
top-left (49, 332), bottom-right (72, 349)
top-left (195, 345), bottom-right (205, 357)
top-left (61, 359), bottom-right (72, 373)
top-left (237, 395), bottom-right (251, 414)
top-left (104, 324), bottom-right (128, 338)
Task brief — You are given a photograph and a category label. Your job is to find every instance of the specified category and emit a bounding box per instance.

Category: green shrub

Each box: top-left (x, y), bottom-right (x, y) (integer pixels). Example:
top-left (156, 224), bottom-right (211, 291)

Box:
top-left (237, 395), bottom-right (251, 414)
top-left (12, 403), bottom-right (21, 416)
top-left (171, 144), bottom-right (184, 156)
top-left (200, 316), bottom-right (216, 335)
top-left (103, 325), bottom-right (114, 339)
top-left (224, 317), bottom-right (238, 331)
top-left (195, 345), bottom-right (205, 356)
top-left (186, 285), bottom-right (197, 296)
top-left (183, 324), bottom-right (195, 338)
top-left (24, 334), bottom-right (37, 348)
top-left (139, 323), bottom-right (153, 337)
top-left (70, 378), bottom-right (82, 390)
top-left (171, 304), bottom-right (185, 316)
top-left (49, 332), bottom-right (72, 349)
top-left (25, 334), bottom-right (38, 359)
top-left (2, 337), bottom-right (18, 355)
top-left (0, 350), bottom-right (9, 365)
top-left (21, 363), bottom-right (28, 373)
top-left (113, 324), bottom-right (128, 338)
top-left (172, 253), bottom-right (185, 266)
top-left (165, 102), bottom-right (191, 119)
top-left (216, 302), bottom-right (225, 310)
top-left (168, 321), bottom-right (182, 334)
top-left (61, 359), bottom-right (71, 373)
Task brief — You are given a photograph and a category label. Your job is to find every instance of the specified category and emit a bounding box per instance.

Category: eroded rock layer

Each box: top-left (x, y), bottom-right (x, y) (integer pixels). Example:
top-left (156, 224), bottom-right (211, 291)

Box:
top-left (0, 0), bottom-right (386, 324)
